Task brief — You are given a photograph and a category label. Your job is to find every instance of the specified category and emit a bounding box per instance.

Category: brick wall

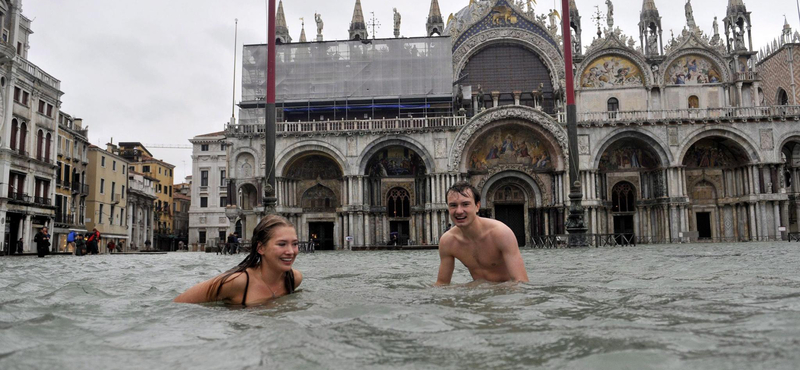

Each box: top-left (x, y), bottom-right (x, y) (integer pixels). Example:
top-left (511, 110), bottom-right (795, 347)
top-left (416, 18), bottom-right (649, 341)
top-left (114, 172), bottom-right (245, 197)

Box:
top-left (759, 44), bottom-right (800, 105)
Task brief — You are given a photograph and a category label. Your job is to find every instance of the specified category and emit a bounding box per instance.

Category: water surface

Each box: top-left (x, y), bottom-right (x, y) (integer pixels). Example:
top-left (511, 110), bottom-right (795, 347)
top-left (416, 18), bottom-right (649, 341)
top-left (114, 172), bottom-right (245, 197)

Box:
top-left (2, 243), bottom-right (800, 369)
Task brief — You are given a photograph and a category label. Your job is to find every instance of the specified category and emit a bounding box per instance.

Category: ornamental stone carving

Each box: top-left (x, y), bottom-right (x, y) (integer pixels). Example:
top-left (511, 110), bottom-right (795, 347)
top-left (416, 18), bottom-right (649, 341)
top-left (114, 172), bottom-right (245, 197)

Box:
top-left (575, 49), bottom-right (655, 88)
top-left (661, 46), bottom-right (731, 84)
top-left (449, 105), bottom-right (568, 172)
top-left (476, 164), bottom-right (550, 205)
top-left (453, 27), bottom-right (565, 90)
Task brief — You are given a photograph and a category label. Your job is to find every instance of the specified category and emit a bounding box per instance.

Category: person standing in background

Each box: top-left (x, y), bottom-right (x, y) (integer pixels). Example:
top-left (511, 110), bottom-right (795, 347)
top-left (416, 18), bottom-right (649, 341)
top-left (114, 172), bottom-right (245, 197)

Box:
top-left (87, 228), bottom-right (101, 255)
top-left (34, 227), bottom-right (51, 258)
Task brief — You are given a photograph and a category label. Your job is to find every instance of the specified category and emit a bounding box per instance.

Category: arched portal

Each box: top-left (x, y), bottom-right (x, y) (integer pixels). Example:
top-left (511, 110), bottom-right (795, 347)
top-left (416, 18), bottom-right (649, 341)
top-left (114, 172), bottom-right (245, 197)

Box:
top-left (362, 144), bottom-right (427, 245)
top-left (386, 187), bottom-right (411, 244)
top-left (596, 135), bottom-right (665, 240)
top-left (781, 140), bottom-right (800, 233)
top-left (238, 184), bottom-right (258, 211)
top-left (490, 183), bottom-right (526, 247)
top-left (682, 137), bottom-right (752, 241)
top-left (284, 153), bottom-right (343, 249)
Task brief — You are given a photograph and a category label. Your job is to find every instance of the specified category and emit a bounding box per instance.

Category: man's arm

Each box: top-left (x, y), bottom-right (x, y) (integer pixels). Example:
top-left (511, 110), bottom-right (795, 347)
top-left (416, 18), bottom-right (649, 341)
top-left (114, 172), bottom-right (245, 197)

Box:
top-left (434, 236), bottom-right (455, 286)
top-left (497, 226), bottom-right (529, 283)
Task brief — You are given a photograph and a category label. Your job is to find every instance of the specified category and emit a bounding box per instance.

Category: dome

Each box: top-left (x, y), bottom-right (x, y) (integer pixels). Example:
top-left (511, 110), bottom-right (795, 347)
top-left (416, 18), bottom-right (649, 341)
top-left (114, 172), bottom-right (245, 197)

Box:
top-left (443, 0), bottom-right (493, 35)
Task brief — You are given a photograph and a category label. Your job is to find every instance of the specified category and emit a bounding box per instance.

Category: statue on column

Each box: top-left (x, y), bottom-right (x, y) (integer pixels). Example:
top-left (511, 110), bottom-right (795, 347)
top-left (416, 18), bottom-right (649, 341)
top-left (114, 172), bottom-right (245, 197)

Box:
top-left (647, 29), bottom-right (658, 55)
top-left (393, 8), bottom-right (401, 38)
top-left (315, 13), bottom-right (324, 41)
top-left (605, 0), bottom-right (614, 29)
top-left (712, 16), bottom-right (719, 36)
top-left (685, 0), bottom-right (696, 30)
top-left (734, 26), bottom-right (746, 50)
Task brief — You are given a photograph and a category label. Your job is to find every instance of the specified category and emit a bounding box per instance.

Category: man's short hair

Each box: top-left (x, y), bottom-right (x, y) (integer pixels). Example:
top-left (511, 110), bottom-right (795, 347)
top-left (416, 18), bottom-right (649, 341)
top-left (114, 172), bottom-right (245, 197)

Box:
top-left (446, 181), bottom-right (481, 204)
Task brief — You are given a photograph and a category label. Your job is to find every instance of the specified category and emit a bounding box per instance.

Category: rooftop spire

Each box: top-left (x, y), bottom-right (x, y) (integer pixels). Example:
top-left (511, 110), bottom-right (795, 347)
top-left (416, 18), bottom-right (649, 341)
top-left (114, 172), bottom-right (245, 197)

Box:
top-left (427, 0), bottom-right (444, 36)
top-left (275, 0), bottom-right (292, 44)
top-left (299, 19), bottom-right (307, 42)
top-left (349, 0), bottom-right (368, 40)
top-left (642, 0), bottom-right (658, 11)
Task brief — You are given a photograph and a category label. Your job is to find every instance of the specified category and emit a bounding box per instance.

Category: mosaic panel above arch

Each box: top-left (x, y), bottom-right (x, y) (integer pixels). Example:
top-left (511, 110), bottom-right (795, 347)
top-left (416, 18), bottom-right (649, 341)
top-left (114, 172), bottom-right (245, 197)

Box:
top-left (468, 125), bottom-right (553, 173)
top-left (666, 54), bottom-right (722, 85)
top-left (367, 146), bottom-right (427, 178)
top-left (682, 137), bottom-right (749, 168)
top-left (285, 155), bottom-right (343, 180)
top-left (580, 56), bottom-right (644, 89)
top-left (599, 138), bottom-right (660, 172)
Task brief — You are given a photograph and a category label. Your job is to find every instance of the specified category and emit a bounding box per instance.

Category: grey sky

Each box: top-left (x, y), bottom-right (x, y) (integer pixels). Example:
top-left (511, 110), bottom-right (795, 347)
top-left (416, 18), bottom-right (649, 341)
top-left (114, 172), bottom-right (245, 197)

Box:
top-left (23, 0), bottom-right (798, 184)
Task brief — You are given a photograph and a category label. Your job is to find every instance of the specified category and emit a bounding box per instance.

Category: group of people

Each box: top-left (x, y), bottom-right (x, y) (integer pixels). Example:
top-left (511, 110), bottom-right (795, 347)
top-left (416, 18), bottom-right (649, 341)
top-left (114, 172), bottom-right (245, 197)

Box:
top-left (175, 181), bottom-right (529, 306)
top-left (218, 232), bottom-right (240, 255)
top-left (69, 228), bottom-right (102, 256)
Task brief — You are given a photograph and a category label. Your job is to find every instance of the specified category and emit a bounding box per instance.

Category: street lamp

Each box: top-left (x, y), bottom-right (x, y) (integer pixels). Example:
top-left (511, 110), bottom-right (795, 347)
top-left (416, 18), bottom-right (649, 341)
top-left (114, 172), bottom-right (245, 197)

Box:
top-left (264, 0), bottom-right (278, 215)
top-left (560, 0), bottom-right (588, 247)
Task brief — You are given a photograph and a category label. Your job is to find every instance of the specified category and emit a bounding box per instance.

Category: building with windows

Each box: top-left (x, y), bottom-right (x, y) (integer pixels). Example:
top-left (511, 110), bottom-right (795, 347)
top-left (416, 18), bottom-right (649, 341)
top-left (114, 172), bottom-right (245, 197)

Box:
top-left (0, 1), bottom-right (62, 253)
top-left (118, 142), bottom-right (175, 250)
top-left (53, 113), bottom-right (90, 252)
top-left (85, 144), bottom-right (129, 252)
top-left (208, 0), bottom-right (800, 249)
top-left (188, 131), bottom-right (229, 249)
top-left (172, 183), bottom-right (190, 249)
top-left (126, 170), bottom-right (156, 252)
top-left (757, 19), bottom-right (799, 106)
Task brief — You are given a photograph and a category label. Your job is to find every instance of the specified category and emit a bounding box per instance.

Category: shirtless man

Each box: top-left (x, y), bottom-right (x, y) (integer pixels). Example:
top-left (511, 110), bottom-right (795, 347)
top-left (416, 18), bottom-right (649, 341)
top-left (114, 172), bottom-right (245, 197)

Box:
top-left (435, 182), bottom-right (529, 285)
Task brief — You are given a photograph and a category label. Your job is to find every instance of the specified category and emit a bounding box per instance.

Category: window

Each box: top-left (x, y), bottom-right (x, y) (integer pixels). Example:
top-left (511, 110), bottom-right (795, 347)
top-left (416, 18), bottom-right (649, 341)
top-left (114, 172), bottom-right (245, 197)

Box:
top-left (22, 91), bottom-right (28, 106)
top-left (120, 209), bottom-right (125, 226)
top-left (158, 184), bottom-right (162, 192)
top-left (112, 161), bottom-right (116, 171)
top-left (10, 119), bottom-right (17, 150)
top-left (100, 179), bottom-right (105, 194)
top-left (220, 196), bottom-right (227, 207)
top-left (122, 166), bottom-right (125, 174)
top-left (221, 143), bottom-right (227, 151)
top-left (201, 144), bottom-right (209, 151)
top-left (38, 100), bottom-right (45, 114)
top-left (13, 86), bottom-right (20, 102)
top-left (200, 197), bottom-right (208, 208)
top-left (122, 186), bottom-right (125, 198)
top-left (101, 156), bottom-right (106, 167)
top-left (199, 231), bottom-right (207, 244)
top-left (218, 230), bottom-right (226, 242)
top-left (46, 104), bottom-right (53, 117)
top-left (142, 165), bottom-right (150, 173)
top-left (200, 170), bottom-right (208, 186)
top-left (159, 168), bottom-right (162, 174)
top-left (99, 204), bottom-right (104, 224)
top-left (111, 182), bottom-right (116, 198)
top-left (607, 98), bottom-right (619, 118)
top-left (688, 95), bottom-right (699, 109)
top-left (220, 170), bottom-right (226, 186)
top-left (173, 202), bottom-right (177, 212)
top-left (778, 88), bottom-right (790, 105)
top-left (169, 187), bottom-right (172, 196)
top-left (45, 133), bottom-right (52, 161)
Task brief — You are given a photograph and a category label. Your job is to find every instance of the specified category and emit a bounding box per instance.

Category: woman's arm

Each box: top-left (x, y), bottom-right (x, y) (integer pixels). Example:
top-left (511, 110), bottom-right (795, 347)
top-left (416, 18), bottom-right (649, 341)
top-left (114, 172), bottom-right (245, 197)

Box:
top-left (293, 270), bottom-right (304, 290)
top-left (174, 272), bottom-right (244, 304)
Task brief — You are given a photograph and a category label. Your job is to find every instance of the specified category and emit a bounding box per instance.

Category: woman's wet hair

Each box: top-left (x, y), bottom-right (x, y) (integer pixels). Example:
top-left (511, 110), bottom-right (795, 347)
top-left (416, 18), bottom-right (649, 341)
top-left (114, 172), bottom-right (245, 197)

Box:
top-left (206, 214), bottom-right (296, 301)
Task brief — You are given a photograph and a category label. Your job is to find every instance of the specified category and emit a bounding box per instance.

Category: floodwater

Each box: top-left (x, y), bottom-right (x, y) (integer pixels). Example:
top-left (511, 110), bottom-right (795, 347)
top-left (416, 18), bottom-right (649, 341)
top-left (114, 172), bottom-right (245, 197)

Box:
top-left (1, 243), bottom-right (800, 370)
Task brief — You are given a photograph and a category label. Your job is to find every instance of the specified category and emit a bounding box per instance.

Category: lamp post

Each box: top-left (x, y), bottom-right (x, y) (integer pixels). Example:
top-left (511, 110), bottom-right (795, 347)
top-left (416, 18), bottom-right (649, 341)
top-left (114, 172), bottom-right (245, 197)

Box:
top-left (561, 0), bottom-right (588, 247)
top-left (264, 0), bottom-right (278, 215)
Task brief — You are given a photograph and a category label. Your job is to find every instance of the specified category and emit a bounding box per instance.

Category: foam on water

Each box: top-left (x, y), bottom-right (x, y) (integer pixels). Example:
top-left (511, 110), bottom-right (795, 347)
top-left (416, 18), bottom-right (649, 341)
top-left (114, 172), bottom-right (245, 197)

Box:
top-left (1, 243), bottom-right (800, 369)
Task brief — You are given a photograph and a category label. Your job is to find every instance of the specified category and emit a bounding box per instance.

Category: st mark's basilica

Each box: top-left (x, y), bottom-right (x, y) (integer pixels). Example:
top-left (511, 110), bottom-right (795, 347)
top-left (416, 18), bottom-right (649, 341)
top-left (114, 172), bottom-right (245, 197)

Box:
top-left (189, 0), bottom-right (800, 250)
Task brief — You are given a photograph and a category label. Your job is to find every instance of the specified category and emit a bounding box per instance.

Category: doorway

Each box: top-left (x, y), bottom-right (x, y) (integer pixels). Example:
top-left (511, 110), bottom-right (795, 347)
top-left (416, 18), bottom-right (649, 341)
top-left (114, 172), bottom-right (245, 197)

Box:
top-left (614, 214), bottom-right (635, 244)
top-left (389, 221), bottom-right (409, 245)
top-left (495, 204), bottom-right (525, 247)
top-left (308, 222), bottom-right (335, 250)
top-left (696, 212), bottom-right (712, 239)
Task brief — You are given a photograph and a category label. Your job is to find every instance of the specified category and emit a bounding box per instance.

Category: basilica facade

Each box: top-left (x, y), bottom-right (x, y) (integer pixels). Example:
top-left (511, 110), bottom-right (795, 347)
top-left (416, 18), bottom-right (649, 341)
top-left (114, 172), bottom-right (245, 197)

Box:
top-left (191, 0), bottom-right (800, 250)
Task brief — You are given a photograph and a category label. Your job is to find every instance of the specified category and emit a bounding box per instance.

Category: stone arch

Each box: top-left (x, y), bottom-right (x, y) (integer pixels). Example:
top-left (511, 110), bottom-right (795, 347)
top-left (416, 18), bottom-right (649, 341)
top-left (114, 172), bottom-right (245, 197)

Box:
top-left (358, 136), bottom-right (434, 176)
top-left (576, 50), bottom-right (654, 88)
top-left (276, 140), bottom-right (348, 177)
top-left (234, 152), bottom-right (257, 179)
top-left (479, 170), bottom-right (543, 209)
top-left (450, 105), bottom-right (567, 172)
top-left (238, 183), bottom-right (258, 211)
top-left (661, 49), bottom-right (731, 85)
top-left (301, 184), bottom-right (337, 212)
top-left (678, 127), bottom-right (761, 165)
top-left (777, 88), bottom-right (789, 105)
top-left (592, 129), bottom-right (672, 170)
top-left (453, 28), bottom-right (565, 92)
top-left (776, 134), bottom-right (800, 164)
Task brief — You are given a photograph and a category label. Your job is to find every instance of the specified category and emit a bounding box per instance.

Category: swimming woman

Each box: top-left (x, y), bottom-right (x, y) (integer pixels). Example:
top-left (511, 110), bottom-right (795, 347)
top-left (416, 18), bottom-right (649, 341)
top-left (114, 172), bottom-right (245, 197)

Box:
top-left (174, 215), bottom-right (303, 306)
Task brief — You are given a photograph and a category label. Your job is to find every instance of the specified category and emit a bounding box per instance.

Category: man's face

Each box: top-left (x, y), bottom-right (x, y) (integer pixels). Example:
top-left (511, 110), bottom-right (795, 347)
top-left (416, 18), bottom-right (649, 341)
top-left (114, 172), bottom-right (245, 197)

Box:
top-left (447, 189), bottom-right (480, 228)
top-left (42, 228), bottom-right (48, 233)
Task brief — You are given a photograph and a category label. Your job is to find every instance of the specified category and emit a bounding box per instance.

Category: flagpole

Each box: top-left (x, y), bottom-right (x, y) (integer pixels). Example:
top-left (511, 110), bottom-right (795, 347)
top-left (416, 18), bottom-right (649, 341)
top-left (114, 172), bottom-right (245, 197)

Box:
top-left (264, 0), bottom-right (278, 214)
top-left (561, 0), bottom-right (588, 246)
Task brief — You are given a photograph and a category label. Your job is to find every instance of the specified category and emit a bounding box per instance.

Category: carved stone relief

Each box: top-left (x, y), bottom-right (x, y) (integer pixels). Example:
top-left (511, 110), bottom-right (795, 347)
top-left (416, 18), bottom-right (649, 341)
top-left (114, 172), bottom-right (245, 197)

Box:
top-left (760, 129), bottom-right (774, 150)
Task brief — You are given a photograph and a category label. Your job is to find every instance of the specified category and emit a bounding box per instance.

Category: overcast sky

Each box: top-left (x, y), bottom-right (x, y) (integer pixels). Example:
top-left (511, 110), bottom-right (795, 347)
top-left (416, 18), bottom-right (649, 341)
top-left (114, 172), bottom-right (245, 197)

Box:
top-left (24, 0), bottom-right (798, 184)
